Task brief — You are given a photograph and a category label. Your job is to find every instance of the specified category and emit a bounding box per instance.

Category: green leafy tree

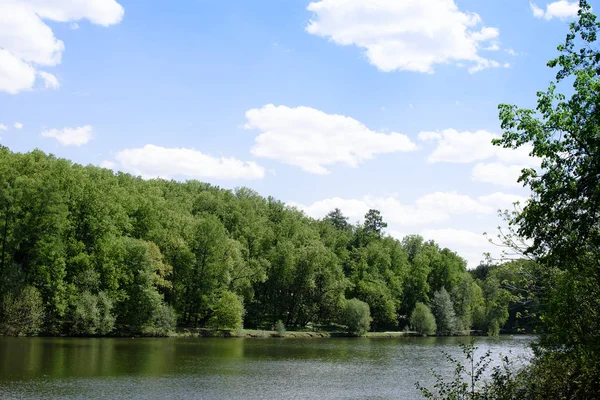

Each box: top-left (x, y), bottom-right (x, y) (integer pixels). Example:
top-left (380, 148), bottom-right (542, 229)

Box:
top-left (410, 302), bottom-right (436, 336)
top-left (211, 291), bottom-right (244, 330)
top-left (324, 208), bottom-right (350, 231)
top-left (343, 298), bottom-right (371, 336)
top-left (494, 1), bottom-right (600, 393)
top-left (72, 291), bottom-right (115, 336)
top-left (431, 288), bottom-right (458, 336)
top-left (0, 285), bottom-right (44, 336)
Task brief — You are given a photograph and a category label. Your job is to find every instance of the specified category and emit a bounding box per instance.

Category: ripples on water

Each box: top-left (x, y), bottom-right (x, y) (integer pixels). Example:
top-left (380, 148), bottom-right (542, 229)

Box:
top-left (0, 335), bottom-right (534, 400)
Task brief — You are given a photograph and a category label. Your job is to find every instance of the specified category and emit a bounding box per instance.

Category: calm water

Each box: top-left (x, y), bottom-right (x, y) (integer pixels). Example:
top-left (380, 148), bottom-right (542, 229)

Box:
top-left (0, 335), bottom-right (533, 400)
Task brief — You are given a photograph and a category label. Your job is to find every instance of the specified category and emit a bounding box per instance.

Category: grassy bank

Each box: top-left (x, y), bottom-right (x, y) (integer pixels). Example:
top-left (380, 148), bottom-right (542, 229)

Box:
top-left (172, 328), bottom-right (423, 338)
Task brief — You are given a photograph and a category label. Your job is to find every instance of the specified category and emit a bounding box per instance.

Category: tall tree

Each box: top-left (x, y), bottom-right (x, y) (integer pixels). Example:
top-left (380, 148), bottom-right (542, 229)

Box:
top-left (496, 1), bottom-right (600, 395)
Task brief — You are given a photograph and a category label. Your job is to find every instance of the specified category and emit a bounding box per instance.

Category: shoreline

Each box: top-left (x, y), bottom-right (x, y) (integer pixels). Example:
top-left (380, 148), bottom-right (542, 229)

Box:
top-left (171, 328), bottom-right (485, 339)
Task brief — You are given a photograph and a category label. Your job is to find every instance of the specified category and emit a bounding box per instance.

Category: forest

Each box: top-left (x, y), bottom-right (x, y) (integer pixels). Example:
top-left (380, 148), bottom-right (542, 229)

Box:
top-left (0, 145), bottom-right (535, 337)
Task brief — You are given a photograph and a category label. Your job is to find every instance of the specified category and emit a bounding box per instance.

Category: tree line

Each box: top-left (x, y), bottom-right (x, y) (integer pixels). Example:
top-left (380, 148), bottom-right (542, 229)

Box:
top-left (0, 146), bottom-right (532, 337)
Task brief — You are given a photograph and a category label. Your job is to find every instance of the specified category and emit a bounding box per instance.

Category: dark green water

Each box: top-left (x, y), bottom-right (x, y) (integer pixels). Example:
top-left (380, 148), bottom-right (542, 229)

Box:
top-left (0, 335), bottom-right (533, 399)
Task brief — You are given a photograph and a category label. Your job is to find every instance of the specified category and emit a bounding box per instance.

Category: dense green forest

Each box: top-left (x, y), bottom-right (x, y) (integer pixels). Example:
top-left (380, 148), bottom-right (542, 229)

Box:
top-left (0, 145), bottom-right (535, 337)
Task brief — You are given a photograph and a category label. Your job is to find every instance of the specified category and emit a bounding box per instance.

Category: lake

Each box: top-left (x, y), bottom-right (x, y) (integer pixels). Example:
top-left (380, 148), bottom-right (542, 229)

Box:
top-left (0, 335), bottom-right (534, 399)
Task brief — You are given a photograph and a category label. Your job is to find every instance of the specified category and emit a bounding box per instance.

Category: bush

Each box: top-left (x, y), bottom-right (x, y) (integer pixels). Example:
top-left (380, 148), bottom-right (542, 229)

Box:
top-left (72, 291), bottom-right (115, 336)
top-left (410, 302), bottom-right (436, 336)
top-left (417, 342), bottom-right (523, 399)
top-left (275, 319), bottom-right (286, 337)
top-left (142, 303), bottom-right (176, 336)
top-left (211, 291), bottom-right (244, 330)
top-left (343, 298), bottom-right (372, 336)
top-left (0, 286), bottom-right (45, 336)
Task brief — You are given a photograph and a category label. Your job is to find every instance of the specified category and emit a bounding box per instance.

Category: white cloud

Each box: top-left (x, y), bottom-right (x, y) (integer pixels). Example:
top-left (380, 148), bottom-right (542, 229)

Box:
top-left (419, 129), bottom-right (541, 187)
top-left (113, 144), bottom-right (265, 180)
top-left (14, 122), bottom-right (23, 129)
top-left (420, 228), bottom-right (492, 267)
top-left (291, 191), bottom-right (511, 228)
top-left (293, 192), bottom-right (526, 267)
top-left (0, 124), bottom-right (7, 131)
top-left (38, 71), bottom-right (60, 90)
top-left (245, 104), bottom-right (417, 174)
top-left (531, 1), bottom-right (579, 20)
top-left (478, 192), bottom-right (528, 211)
top-left (100, 160), bottom-right (115, 169)
top-left (0, 0), bottom-right (124, 94)
top-left (0, 48), bottom-right (37, 94)
top-left (472, 162), bottom-right (527, 188)
top-left (41, 125), bottom-right (93, 146)
top-left (306, 0), bottom-right (504, 73)
top-left (418, 129), bottom-right (536, 165)
top-left (70, 22), bottom-right (80, 30)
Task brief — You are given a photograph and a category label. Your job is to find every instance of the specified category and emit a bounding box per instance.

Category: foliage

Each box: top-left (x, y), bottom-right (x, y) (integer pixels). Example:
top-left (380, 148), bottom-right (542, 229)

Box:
top-left (0, 145), bottom-right (513, 337)
top-left (72, 291), bottom-right (115, 336)
top-left (431, 288), bottom-right (458, 336)
top-left (417, 343), bottom-right (524, 400)
top-left (410, 302), bottom-right (436, 336)
top-left (143, 304), bottom-right (176, 336)
top-left (343, 298), bottom-right (371, 336)
top-left (211, 291), bottom-right (244, 330)
top-left (0, 286), bottom-right (44, 336)
top-left (493, 1), bottom-right (600, 395)
top-left (275, 319), bottom-right (286, 336)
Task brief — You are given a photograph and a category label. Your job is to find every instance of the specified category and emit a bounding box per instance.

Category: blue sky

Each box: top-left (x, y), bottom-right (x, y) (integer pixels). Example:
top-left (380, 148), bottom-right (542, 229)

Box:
top-left (0, 0), bottom-right (584, 266)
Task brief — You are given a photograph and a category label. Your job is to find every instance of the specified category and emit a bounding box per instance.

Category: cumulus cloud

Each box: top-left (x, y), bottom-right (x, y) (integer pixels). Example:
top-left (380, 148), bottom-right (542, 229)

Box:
top-left (290, 191), bottom-right (521, 228)
top-left (100, 160), bottom-right (115, 169)
top-left (14, 122), bottom-right (23, 129)
top-left (418, 129), bottom-right (536, 165)
top-left (113, 144), bottom-right (265, 180)
top-left (245, 104), bottom-right (417, 174)
top-left (0, 124), bottom-right (7, 131)
top-left (472, 162), bottom-right (527, 188)
top-left (293, 191), bottom-right (526, 267)
top-left (530, 1), bottom-right (579, 20)
top-left (0, 0), bottom-right (124, 94)
top-left (38, 71), bottom-right (60, 89)
top-left (306, 0), bottom-right (505, 73)
top-left (419, 228), bottom-right (492, 267)
top-left (41, 125), bottom-right (93, 146)
top-left (419, 129), bottom-right (540, 187)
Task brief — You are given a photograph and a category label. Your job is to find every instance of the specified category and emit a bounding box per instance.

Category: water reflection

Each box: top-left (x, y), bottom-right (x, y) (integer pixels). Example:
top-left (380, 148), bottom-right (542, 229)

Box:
top-left (0, 336), bottom-right (534, 399)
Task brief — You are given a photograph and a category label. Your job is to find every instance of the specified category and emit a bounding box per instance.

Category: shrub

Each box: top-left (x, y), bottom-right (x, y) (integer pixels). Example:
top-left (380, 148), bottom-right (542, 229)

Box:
top-left (73, 291), bottom-right (100, 335)
top-left (0, 286), bottom-right (44, 336)
top-left (410, 302), bottom-right (436, 336)
top-left (96, 291), bottom-right (116, 335)
top-left (275, 319), bottom-right (286, 337)
top-left (72, 291), bottom-right (116, 336)
top-left (142, 303), bottom-right (176, 336)
top-left (417, 342), bottom-right (521, 399)
top-left (343, 298), bottom-right (372, 336)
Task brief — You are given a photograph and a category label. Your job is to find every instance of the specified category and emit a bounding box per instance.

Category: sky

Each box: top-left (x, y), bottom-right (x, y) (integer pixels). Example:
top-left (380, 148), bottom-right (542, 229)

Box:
top-left (0, 0), bottom-right (585, 267)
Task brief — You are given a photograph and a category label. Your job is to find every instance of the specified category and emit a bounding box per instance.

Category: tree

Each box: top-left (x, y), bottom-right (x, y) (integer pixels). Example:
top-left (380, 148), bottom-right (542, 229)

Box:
top-left (431, 288), bottom-right (458, 336)
top-left (0, 286), bottom-right (44, 336)
top-left (495, 1), bottom-right (600, 394)
top-left (343, 298), bottom-right (371, 336)
top-left (451, 274), bottom-right (482, 333)
top-left (72, 291), bottom-right (115, 336)
top-left (410, 302), bottom-right (436, 336)
top-left (363, 209), bottom-right (387, 237)
top-left (324, 208), bottom-right (350, 231)
top-left (211, 291), bottom-right (244, 330)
